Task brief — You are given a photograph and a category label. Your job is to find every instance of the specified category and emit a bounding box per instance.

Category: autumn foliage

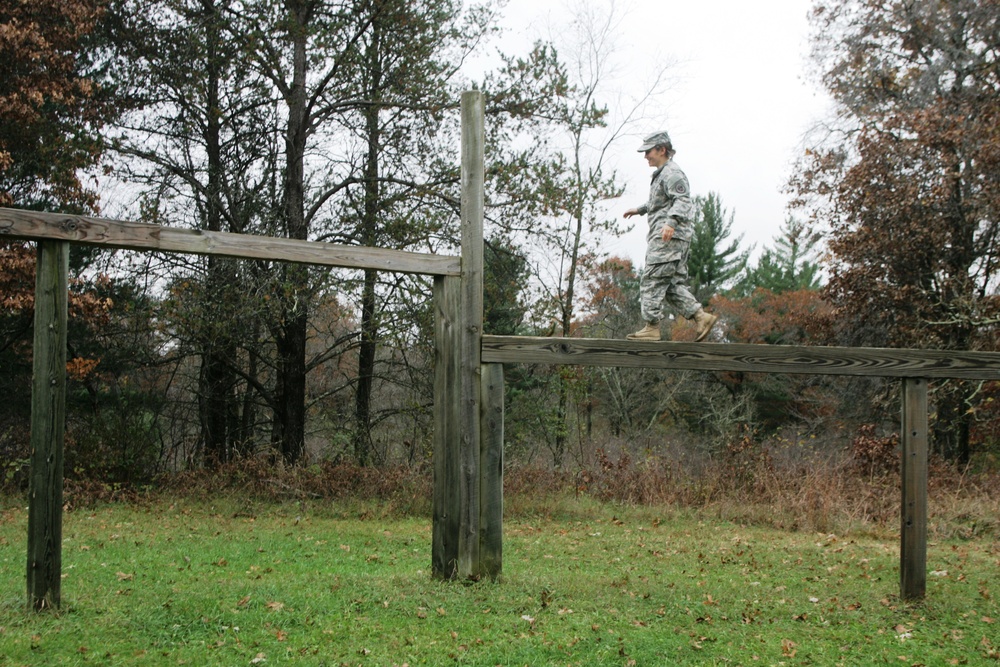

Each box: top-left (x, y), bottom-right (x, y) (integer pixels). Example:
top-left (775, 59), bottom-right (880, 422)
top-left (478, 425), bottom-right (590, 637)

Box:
top-left (0, 0), bottom-right (109, 210)
top-left (790, 0), bottom-right (1000, 461)
top-left (1, 242), bottom-right (112, 355)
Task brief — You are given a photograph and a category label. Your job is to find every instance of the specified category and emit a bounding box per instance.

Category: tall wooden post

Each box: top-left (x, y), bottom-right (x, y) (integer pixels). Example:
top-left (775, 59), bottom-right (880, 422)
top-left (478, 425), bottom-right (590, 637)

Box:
top-left (432, 90), bottom-right (484, 579)
top-left (26, 240), bottom-right (69, 610)
top-left (900, 378), bottom-right (928, 601)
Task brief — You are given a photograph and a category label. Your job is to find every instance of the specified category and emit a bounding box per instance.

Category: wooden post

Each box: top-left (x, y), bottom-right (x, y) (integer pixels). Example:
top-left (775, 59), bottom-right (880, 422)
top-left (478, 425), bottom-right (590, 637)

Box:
top-left (26, 240), bottom-right (69, 610)
top-left (432, 275), bottom-right (461, 578)
top-left (458, 90), bottom-right (484, 578)
top-left (432, 90), bottom-right (485, 579)
top-left (900, 378), bottom-right (928, 601)
top-left (480, 363), bottom-right (504, 579)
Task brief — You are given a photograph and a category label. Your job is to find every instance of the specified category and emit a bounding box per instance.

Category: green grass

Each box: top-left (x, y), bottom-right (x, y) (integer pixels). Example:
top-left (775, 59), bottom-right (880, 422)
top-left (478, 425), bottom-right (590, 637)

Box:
top-left (0, 496), bottom-right (997, 666)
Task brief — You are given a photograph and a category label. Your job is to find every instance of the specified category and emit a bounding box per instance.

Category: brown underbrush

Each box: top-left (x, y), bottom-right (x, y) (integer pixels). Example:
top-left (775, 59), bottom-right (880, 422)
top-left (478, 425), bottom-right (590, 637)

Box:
top-left (557, 440), bottom-right (1000, 539)
top-left (21, 438), bottom-right (1000, 541)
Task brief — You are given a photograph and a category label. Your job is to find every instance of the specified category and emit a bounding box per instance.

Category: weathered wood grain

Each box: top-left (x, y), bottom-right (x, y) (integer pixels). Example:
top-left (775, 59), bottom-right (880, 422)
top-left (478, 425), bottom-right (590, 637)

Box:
top-left (0, 207), bottom-right (461, 276)
top-left (432, 276), bottom-right (461, 579)
top-left (479, 363), bottom-right (503, 580)
top-left (900, 378), bottom-right (928, 601)
top-left (481, 335), bottom-right (1000, 379)
top-left (27, 241), bottom-right (69, 610)
top-left (456, 90), bottom-right (485, 580)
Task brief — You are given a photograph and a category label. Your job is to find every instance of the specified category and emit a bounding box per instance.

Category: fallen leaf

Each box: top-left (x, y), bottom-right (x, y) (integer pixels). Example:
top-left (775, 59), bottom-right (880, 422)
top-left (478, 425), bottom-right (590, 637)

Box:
top-left (781, 639), bottom-right (797, 658)
top-left (266, 601), bottom-right (284, 612)
top-left (116, 572), bottom-right (133, 582)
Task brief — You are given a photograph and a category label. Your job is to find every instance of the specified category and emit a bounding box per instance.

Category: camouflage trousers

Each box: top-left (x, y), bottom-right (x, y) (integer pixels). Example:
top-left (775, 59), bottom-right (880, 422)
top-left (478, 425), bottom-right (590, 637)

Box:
top-left (640, 256), bottom-right (701, 324)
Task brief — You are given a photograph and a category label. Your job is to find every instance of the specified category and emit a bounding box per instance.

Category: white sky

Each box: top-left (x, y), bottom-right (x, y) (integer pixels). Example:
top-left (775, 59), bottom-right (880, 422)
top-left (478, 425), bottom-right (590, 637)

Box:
top-left (497, 0), bottom-right (833, 265)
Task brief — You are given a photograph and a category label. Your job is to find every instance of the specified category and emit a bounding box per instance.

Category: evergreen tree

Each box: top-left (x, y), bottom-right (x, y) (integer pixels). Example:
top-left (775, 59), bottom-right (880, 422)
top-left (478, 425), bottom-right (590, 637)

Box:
top-left (109, 0), bottom-right (280, 465)
top-left (736, 216), bottom-right (822, 296)
top-left (687, 192), bottom-right (749, 304)
top-left (483, 236), bottom-right (530, 336)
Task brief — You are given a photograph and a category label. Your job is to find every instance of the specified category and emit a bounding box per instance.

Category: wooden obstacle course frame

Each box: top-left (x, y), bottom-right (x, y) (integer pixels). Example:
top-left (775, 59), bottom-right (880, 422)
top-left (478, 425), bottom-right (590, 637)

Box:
top-left (6, 89), bottom-right (1000, 606)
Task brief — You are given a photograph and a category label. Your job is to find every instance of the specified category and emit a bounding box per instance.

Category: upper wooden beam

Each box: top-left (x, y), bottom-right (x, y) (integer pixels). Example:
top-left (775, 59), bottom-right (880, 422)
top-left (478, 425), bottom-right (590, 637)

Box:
top-left (0, 208), bottom-right (461, 276)
top-left (481, 335), bottom-right (1000, 380)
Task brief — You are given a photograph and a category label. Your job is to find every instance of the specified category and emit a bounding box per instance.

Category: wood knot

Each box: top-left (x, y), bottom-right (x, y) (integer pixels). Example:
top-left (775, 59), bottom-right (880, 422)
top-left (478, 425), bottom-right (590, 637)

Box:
top-left (59, 218), bottom-right (80, 233)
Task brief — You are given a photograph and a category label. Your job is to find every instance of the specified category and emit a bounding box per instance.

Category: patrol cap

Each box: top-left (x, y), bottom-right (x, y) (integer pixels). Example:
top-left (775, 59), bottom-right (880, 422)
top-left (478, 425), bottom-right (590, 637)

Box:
top-left (637, 131), bottom-right (672, 152)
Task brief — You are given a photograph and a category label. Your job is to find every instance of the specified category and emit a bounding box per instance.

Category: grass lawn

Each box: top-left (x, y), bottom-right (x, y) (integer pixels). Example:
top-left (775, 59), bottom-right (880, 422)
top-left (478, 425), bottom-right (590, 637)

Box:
top-left (0, 496), bottom-right (997, 666)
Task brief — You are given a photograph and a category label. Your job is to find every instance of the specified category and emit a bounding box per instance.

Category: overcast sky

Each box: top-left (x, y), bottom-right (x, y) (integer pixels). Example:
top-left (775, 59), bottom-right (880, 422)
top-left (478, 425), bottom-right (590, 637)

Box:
top-left (496, 0), bottom-right (833, 265)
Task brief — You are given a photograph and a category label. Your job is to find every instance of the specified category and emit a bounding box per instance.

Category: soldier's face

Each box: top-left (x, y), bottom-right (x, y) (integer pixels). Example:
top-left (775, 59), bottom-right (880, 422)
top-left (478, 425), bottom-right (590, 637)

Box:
top-left (644, 146), bottom-right (668, 168)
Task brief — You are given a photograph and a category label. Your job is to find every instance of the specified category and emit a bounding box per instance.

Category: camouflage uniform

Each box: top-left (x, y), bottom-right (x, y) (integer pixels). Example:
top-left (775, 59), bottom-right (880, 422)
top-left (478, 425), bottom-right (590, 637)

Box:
top-left (635, 157), bottom-right (701, 324)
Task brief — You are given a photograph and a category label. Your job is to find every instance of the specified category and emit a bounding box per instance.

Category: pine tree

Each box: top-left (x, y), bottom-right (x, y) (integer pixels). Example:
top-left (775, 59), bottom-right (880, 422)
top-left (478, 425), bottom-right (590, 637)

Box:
top-left (687, 192), bottom-right (749, 304)
top-left (736, 216), bottom-right (822, 296)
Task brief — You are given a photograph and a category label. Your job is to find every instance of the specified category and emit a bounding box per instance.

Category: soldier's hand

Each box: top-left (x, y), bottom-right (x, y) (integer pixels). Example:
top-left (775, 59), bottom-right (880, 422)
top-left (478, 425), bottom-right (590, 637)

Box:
top-left (623, 208), bottom-right (639, 219)
top-left (661, 225), bottom-right (675, 241)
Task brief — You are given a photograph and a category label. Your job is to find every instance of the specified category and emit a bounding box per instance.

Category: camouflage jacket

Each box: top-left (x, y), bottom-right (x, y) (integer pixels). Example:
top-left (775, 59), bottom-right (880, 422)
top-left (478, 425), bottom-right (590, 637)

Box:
top-left (636, 160), bottom-right (695, 263)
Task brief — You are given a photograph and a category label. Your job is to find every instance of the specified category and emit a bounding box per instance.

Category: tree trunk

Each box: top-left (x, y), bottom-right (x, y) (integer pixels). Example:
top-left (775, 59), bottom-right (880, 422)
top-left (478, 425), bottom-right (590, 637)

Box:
top-left (271, 0), bottom-right (310, 464)
top-left (198, 0), bottom-right (240, 467)
top-left (933, 383), bottom-right (972, 465)
top-left (354, 11), bottom-right (382, 466)
top-left (354, 269), bottom-right (377, 465)
top-left (273, 287), bottom-right (308, 464)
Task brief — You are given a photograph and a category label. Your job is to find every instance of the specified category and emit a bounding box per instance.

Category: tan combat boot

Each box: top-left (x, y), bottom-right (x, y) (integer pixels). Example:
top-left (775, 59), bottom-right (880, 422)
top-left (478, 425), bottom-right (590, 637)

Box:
top-left (627, 322), bottom-right (661, 341)
top-left (692, 309), bottom-right (718, 342)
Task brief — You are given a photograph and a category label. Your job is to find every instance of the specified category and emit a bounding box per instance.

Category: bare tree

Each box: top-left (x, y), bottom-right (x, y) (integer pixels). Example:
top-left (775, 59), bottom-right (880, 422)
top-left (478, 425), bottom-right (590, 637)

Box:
top-left (528, 0), bottom-right (677, 465)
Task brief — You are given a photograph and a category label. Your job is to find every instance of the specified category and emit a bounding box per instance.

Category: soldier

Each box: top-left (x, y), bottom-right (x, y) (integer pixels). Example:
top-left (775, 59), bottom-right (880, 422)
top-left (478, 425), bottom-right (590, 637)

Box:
top-left (623, 131), bottom-right (717, 342)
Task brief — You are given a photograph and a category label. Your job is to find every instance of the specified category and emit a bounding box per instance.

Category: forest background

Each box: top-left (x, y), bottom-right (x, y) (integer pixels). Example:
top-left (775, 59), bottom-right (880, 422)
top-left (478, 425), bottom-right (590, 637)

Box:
top-left (2, 0), bottom-right (999, 529)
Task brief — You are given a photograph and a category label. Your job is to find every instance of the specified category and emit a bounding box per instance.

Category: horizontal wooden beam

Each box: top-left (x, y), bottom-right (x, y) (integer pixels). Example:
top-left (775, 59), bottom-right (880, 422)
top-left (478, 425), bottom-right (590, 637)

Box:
top-left (0, 208), bottom-right (461, 276)
top-left (481, 335), bottom-right (1000, 380)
